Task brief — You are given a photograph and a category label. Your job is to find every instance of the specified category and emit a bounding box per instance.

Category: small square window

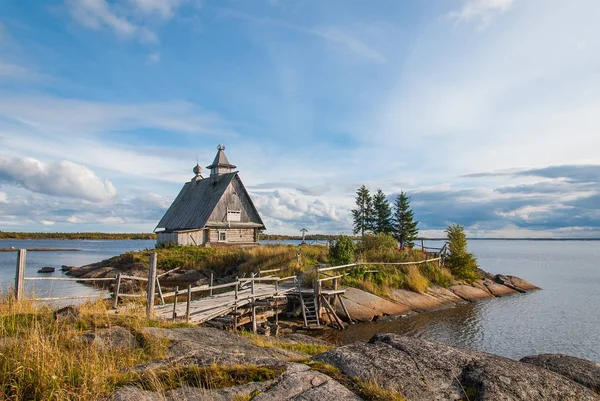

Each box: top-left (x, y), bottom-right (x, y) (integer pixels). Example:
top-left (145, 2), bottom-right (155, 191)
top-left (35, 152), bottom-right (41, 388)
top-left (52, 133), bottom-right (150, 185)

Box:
top-left (218, 231), bottom-right (227, 242)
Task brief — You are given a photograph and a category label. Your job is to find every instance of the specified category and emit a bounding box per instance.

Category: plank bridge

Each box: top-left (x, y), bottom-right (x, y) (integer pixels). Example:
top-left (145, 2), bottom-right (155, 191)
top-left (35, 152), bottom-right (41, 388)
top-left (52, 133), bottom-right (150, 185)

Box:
top-left (10, 244), bottom-right (447, 332)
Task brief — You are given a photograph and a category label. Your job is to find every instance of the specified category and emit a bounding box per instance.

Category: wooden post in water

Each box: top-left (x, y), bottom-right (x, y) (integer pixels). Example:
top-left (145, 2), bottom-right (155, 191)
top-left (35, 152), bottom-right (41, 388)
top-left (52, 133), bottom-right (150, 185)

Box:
top-left (251, 273), bottom-right (257, 334)
top-left (185, 284), bottom-right (192, 323)
top-left (15, 249), bottom-right (26, 301)
top-left (113, 273), bottom-right (122, 309)
top-left (146, 252), bottom-right (157, 318)
top-left (172, 286), bottom-right (179, 322)
top-left (209, 273), bottom-right (214, 296)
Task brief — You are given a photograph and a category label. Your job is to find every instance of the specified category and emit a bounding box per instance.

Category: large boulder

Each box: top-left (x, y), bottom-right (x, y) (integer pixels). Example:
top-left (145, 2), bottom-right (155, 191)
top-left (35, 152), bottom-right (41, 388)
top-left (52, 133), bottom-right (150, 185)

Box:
top-left (82, 326), bottom-right (138, 350)
top-left (481, 279), bottom-right (518, 297)
top-left (449, 284), bottom-right (494, 301)
top-left (314, 333), bottom-right (599, 401)
top-left (335, 287), bottom-right (411, 322)
top-left (159, 270), bottom-right (206, 288)
top-left (520, 354), bottom-right (600, 393)
top-left (494, 275), bottom-right (540, 292)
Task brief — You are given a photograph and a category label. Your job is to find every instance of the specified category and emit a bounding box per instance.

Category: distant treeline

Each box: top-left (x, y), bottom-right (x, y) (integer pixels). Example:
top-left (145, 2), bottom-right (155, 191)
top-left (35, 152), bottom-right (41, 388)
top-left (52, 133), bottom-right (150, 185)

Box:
top-left (0, 232), bottom-right (157, 240)
top-left (260, 233), bottom-right (350, 241)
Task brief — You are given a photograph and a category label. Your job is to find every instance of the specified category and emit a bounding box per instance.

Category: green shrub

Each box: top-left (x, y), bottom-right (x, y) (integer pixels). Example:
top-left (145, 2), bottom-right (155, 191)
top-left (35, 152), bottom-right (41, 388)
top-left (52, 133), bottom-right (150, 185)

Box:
top-left (359, 233), bottom-right (398, 253)
top-left (329, 235), bottom-right (356, 265)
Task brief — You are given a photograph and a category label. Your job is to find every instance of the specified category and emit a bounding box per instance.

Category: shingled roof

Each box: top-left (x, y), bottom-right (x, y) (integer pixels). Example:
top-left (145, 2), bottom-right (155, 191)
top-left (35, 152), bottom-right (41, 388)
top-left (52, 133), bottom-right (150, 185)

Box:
top-left (155, 172), bottom-right (265, 231)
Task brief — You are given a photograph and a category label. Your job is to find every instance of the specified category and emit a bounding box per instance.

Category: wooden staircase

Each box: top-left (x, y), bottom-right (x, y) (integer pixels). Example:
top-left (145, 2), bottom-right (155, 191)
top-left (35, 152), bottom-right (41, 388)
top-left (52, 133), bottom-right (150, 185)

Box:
top-left (298, 290), bottom-right (320, 328)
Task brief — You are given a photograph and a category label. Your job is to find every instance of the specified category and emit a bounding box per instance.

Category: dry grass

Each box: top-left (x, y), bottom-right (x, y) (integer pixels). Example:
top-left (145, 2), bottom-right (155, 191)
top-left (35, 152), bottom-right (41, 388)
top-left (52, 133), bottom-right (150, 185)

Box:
top-left (239, 332), bottom-right (333, 356)
top-left (404, 265), bottom-right (429, 294)
top-left (308, 361), bottom-right (406, 401)
top-left (0, 297), bottom-right (176, 401)
top-left (114, 363), bottom-right (284, 393)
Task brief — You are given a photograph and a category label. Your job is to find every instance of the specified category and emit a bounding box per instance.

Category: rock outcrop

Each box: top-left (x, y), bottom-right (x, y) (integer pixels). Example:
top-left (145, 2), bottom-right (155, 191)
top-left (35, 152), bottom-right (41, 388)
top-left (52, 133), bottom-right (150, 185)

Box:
top-left (314, 333), bottom-right (599, 401)
top-left (520, 354), bottom-right (600, 393)
top-left (335, 287), bottom-right (411, 322)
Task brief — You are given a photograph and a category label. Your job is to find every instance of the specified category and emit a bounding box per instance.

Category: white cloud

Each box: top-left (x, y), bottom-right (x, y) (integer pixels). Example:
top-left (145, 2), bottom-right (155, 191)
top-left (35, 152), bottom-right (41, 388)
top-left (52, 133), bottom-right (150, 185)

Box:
top-left (0, 191), bottom-right (7, 203)
top-left (147, 51), bottom-right (161, 63)
top-left (309, 27), bottom-right (386, 63)
top-left (66, 0), bottom-right (158, 42)
top-left (0, 157), bottom-right (117, 202)
top-left (40, 220), bottom-right (55, 226)
top-left (447, 0), bottom-right (515, 27)
top-left (128, 0), bottom-right (185, 19)
top-left (0, 61), bottom-right (39, 80)
top-left (0, 94), bottom-right (234, 136)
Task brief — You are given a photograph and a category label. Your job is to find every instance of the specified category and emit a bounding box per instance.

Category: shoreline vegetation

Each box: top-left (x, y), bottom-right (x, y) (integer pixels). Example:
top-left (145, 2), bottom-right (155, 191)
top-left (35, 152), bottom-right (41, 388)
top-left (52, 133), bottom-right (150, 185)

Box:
top-left (2, 231), bottom-right (600, 241)
top-left (4, 233), bottom-right (598, 400)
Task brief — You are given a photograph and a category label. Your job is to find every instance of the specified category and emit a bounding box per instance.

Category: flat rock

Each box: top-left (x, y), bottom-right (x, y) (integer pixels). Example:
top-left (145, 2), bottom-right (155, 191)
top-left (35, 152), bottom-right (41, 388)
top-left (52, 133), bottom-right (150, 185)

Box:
top-left (336, 287), bottom-right (411, 322)
top-left (254, 363), bottom-right (362, 401)
top-left (390, 288), bottom-right (457, 312)
top-left (426, 286), bottom-right (468, 305)
top-left (482, 279), bottom-right (518, 297)
top-left (80, 266), bottom-right (117, 279)
top-left (449, 284), bottom-right (494, 301)
top-left (520, 354), bottom-right (600, 393)
top-left (314, 333), bottom-right (599, 401)
top-left (37, 266), bottom-right (55, 273)
top-left (142, 327), bottom-right (306, 367)
top-left (494, 274), bottom-right (540, 292)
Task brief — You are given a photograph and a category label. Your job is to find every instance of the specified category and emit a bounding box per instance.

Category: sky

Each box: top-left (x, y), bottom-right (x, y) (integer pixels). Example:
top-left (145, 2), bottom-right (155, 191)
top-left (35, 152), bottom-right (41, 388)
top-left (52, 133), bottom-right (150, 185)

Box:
top-left (1, 0), bottom-right (600, 238)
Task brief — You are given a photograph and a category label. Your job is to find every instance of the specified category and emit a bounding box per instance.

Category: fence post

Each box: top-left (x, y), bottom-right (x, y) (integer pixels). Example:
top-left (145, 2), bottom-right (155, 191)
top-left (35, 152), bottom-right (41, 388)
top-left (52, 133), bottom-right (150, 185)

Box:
top-left (234, 276), bottom-right (239, 331)
top-left (14, 249), bottom-right (26, 300)
top-left (113, 273), bottom-right (122, 309)
top-left (251, 273), bottom-right (257, 334)
top-left (172, 286), bottom-right (179, 322)
top-left (185, 284), bottom-right (191, 323)
top-left (146, 252), bottom-right (157, 318)
top-left (421, 239), bottom-right (424, 252)
top-left (332, 277), bottom-right (338, 307)
top-left (275, 279), bottom-right (279, 327)
top-left (209, 273), bottom-right (214, 296)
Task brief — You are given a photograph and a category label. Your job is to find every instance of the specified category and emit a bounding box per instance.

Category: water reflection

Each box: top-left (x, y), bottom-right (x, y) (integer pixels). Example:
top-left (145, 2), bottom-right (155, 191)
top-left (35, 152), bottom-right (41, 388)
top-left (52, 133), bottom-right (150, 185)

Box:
top-left (323, 302), bottom-right (485, 349)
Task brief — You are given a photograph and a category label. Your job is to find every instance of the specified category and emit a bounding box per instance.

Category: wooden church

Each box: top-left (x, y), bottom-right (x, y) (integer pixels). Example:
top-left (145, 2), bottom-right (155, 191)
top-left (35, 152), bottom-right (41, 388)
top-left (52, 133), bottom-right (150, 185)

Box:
top-left (155, 145), bottom-right (265, 246)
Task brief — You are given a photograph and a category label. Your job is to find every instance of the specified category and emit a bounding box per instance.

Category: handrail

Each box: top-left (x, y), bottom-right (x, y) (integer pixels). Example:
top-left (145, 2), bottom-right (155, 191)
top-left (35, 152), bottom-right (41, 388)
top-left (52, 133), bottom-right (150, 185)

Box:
top-left (24, 277), bottom-right (116, 282)
top-left (317, 263), bottom-right (357, 273)
top-left (357, 258), bottom-right (441, 266)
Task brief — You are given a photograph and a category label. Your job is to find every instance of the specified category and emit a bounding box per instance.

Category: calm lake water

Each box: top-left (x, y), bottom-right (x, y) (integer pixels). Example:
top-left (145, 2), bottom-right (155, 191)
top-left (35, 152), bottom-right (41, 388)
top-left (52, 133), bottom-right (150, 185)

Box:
top-left (1, 239), bottom-right (599, 363)
top-left (322, 240), bottom-right (600, 363)
top-left (0, 240), bottom-right (155, 300)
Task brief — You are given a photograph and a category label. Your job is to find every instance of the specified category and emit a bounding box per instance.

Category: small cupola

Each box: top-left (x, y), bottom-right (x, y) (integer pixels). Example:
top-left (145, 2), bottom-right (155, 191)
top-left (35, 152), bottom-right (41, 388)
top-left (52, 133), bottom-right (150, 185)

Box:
top-left (192, 163), bottom-right (203, 181)
top-left (206, 144), bottom-right (236, 176)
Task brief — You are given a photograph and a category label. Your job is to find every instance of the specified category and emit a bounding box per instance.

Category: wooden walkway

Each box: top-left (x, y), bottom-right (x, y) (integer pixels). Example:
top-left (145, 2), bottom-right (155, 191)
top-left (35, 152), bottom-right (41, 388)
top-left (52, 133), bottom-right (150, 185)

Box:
top-left (154, 282), bottom-right (297, 324)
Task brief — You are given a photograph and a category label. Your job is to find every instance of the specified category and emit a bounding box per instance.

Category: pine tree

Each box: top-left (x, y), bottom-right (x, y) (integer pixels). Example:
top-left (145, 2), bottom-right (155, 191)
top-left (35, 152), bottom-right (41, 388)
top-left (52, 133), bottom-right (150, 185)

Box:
top-left (445, 224), bottom-right (480, 281)
top-left (351, 185), bottom-right (374, 236)
top-left (392, 191), bottom-right (419, 248)
top-left (372, 189), bottom-right (393, 234)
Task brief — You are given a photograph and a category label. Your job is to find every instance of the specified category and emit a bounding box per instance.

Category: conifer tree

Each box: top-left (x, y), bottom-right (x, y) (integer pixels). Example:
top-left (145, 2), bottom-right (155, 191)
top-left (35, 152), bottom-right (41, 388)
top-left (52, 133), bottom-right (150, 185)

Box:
top-left (352, 185), bottom-right (374, 236)
top-left (392, 191), bottom-right (419, 248)
top-left (373, 189), bottom-right (393, 234)
top-left (445, 224), bottom-right (480, 281)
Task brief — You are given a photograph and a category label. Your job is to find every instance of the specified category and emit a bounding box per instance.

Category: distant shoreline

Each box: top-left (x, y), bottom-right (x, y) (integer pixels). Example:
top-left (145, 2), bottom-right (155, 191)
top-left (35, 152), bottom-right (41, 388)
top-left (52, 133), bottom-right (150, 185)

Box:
top-left (1, 232), bottom-right (599, 241)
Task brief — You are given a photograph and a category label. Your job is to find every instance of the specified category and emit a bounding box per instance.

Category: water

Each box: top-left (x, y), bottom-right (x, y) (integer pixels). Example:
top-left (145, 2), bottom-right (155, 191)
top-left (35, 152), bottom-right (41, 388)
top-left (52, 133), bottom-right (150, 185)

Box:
top-left (1, 239), bottom-right (599, 362)
top-left (322, 240), bottom-right (600, 363)
top-left (0, 240), bottom-right (154, 300)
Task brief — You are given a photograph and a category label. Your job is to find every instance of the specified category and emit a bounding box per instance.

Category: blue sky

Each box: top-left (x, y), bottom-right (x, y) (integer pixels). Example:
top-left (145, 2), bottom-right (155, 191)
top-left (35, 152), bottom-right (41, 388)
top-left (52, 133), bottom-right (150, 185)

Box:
top-left (1, 0), bottom-right (600, 237)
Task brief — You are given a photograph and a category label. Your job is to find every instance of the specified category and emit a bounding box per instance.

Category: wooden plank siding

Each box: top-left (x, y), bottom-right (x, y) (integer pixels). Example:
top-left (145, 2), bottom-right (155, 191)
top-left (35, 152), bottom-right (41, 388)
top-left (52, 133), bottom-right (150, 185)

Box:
top-left (207, 176), bottom-right (262, 225)
top-left (208, 228), bottom-right (255, 243)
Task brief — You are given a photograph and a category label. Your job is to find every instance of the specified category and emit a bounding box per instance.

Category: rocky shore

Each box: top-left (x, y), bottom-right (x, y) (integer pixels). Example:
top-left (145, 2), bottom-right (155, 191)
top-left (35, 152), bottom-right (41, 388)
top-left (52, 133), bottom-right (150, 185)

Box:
top-left (105, 326), bottom-right (599, 400)
top-left (332, 269), bottom-right (539, 323)
top-left (66, 254), bottom-right (540, 327)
